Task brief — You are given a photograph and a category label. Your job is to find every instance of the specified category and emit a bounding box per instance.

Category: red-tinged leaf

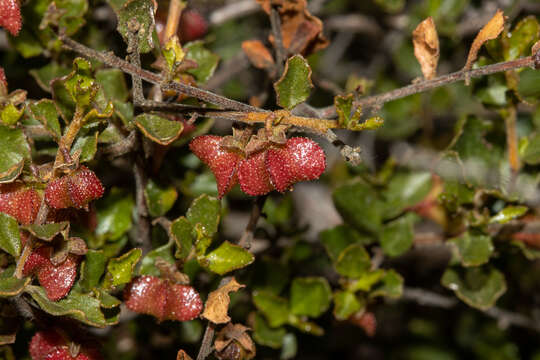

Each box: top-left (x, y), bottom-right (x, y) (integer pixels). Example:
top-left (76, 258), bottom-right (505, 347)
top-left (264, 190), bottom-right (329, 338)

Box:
top-left (165, 283), bottom-right (203, 321)
top-left (238, 151), bottom-right (274, 196)
top-left (0, 0), bottom-right (22, 36)
top-left (0, 183), bottom-right (41, 224)
top-left (180, 9), bottom-right (208, 42)
top-left (68, 167), bottom-right (105, 208)
top-left (29, 330), bottom-right (64, 360)
top-left (189, 136), bottom-right (240, 198)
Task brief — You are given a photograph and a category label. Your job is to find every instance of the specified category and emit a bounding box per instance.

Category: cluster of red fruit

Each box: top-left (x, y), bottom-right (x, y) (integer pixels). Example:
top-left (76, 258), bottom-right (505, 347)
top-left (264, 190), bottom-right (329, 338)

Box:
top-left (189, 135), bottom-right (326, 198)
top-left (30, 330), bottom-right (101, 360)
top-left (0, 0), bottom-right (21, 36)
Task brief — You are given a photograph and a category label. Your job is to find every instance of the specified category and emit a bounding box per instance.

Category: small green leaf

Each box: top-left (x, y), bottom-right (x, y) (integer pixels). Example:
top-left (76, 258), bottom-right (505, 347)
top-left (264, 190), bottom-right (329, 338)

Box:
top-left (489, 205), bottom-right (528, 224)
top-left (27, 100), bottom-right (61, 139)
top-left (379, 213), bottom-right (417, 257)
top-left (320, 225), bottom-right (372, 262)
top-left (290, 277), bottom-right (332, 318)
top-left (0, 267), bottom-right (30, 297)
top-left (519, 68), bottom-right (540, 103)
top-left (185, 41), bottom-right (220, 83)
top-left (0, 125), bottom-right (30, 183)
top-left (253, 313), bottom-right (286, 348)
top-left (203, 241), bottom-right (254, 275)
top-left (384, 172), bottom-right (432, 219)
top-left (79, 250), bottom-right (107, 291)
top-left (0, 214), bottom-right (20, 257)
top-left (63, 58), bottom-right (98, 108)
top-left (346, 269), bottom-right (386, 292)
top-left (335, 244), bottom-right (371, 278)
top-left (109, 0), bottom-right (156, 53)
top-left (1, 104), bottom-right (24, 126)
top-left (333, 291), bottom-right (365, 320)
top-left (71, 132), bottom-right (99, 162)
top-left (252, 290), bottom-right (290, 328)
top-left (96, 189), bottom-right (134, 242)
top-left (25, 285), bottom-right (119, 327)
top-left (504, 16), bottom-right (539, 61)
top-left (274, 55), bottom-right (313, 110)
top-left (134, 114), bottom-right (184, 145)
top-left (30, 63), bottom-right (71, 93)
top-left (441, 266), bottom-right (507, 310)
top-left (23, 222), bottom-right (69, 241)
top-left (144, 179), bottom-right (178, 217)
top-left (163, 36), bottom-right (185, 72)
top-left (522, 133), bottom-right (540, 165)
top-left (335, 94), bottom-right (362, 129)
top-left (449, 231), bottom-right (494, 267)
top-left (139, 241), bottom-right (175, 276)
top-left (95, 69), bottom-right (129, 101)
top-left (370, 269), bottom-right (403, 299)
top-left (512, 240), bottom-right (540, 260)
top-left (186, 194), bottom-right (221, 237)
top-left (103, 248), bottom-right (142, 288)
top-left (287, 316), bottom-right (324, 336)
top-left (171, 216), bottom-right (194, 260)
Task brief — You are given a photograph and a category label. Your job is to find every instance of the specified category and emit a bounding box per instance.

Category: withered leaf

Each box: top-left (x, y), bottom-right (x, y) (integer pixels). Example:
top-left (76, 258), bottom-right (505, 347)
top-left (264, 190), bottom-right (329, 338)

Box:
top-left (242, 40), bottom-right (275, 70)
top-left (256, 0), bottom-right (328, 56)
top-left (202, 278), bottom-right (245, 324)
top-left (412, 17), bottom-right (439, 80)
top-left (464, 9), bottom-right (505, 73)
top-left (176, 350), bottom-right (193, 360)
top-left (214, 323), bottom-right (256, 359)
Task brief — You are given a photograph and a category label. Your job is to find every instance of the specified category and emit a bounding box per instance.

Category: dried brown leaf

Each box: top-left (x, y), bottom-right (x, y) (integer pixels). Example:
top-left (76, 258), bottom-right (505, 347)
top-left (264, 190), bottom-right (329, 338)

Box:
top-left (242, 40), bottom-right (275, 70)
top-left (464, 9), bottom-right (505, 72)
top-left (176, 350), bottom-right (193, 360)
top-left (202, 278), bottom-right (245, 324)
top-left (214, 323), bottom-right (256, 360)
top-left (412, 17), bottom-right (439, 80)
top-left (256, 0), bottom-right (329, 56)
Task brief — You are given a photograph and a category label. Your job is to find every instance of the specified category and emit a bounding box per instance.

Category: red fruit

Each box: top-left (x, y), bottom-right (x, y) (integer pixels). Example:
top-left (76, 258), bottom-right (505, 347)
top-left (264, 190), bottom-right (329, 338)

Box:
top-left (0, 67), bottom-right (6, 89)
top-left (124, 275), bottom-right (203, 322)
top-left (0, 0), bottom-right (22, 36)
top-left (45, 167), bottom-right (104, 209)
top-left (189, 136), bottom-right (240, 198)
top-left (350, 311), bottom-right (376, 337)
top-left (238, 151), bottom-right (274, 196)
top-left (0, 183), bottom-right (41, 224)
top-left (180, 9), bottom-right (208, 42)
top-left (23, 246), bottom-right (80, 301)
top-left (29, 330), bottom-right (102, 360)
top-left (266, 137), bottom-right (326, 192)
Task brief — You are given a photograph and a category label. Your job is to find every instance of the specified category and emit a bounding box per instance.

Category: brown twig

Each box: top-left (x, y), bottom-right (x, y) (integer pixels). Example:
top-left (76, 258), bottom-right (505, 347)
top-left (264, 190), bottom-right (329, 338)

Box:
top-left (163, 0), bottom-right (184, 43)
top-left (269, 6), bottom-right (287, 75)
top-left (237, 196), bottom-right (267, 249)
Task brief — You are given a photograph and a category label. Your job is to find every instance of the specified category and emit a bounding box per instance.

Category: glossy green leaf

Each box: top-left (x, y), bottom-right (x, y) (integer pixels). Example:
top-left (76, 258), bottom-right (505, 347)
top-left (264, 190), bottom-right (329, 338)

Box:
top-left (186, 194), bottom-right (221, 237)
top-left (521, 133), bottom-right (540, 165)
top-left (0, 214), bottom-right (20, 257)
top-left (290, 277), bottom-right (332, 318)
top-left (95, 69), bottom-right (129, 101)
top-left (185, 41), bottom-right (220, 83)
top-left (505, 16), bottom-right (539, 61)
top-left (441, 266), bottom-right (507, 310)
top-left (274, 55), bottom-right (313, 110)
top-left (109, 0), bottom-right (156, 53)
top-left (25, 285), bottom-right (119, 327)
top-left (384, 172), bottom-right (432, 219)
top-left (95, 189), bottom-right (134, 242)
top-left (333, 291), bottom-right (365, 320)
top-left (171, 216), bottom-right (194, 260)
top-left (333, 180), bottom-right (384, 233)
top-left (253, 313), bottom-right (286, 349)
top-left (379, 213), bottom-right (417, 257)
top-left (0, 267), bottom-right (30, 296)
top-left (71, 132), bottom-right (99, 162)
top-left (335, 244), bottom-right (371, 278)
top-left (29, 63), bottom-right (71, 93)
top-left (449, 231), bottom-right (494, 267)
top-left (139, 241), bottom-right (175, 276)
top-left (144, 179), bottom-right (178, 217)
top-left (134, 114), bottom-right (183, 145)
top-left (27, 100), bottom-right (61, 139)
top-left (252, 290), bottom-right (290, 328)
top-left (79, 250), bottom-right (107, 291)
top-left (23, 222), bottom-right (69, 241)
top-left (0, 125), bottom-right (30, 183)
top-left (203, 241), bottom-right (254, 275)
top-left (489, 206), bottom-right (528, 224)
top-left (370, 269), bottom-right (403, 299)
top-left (103, 248), bottom-right (142, 288)
top-left (320, 225), bottom-right (372, 262)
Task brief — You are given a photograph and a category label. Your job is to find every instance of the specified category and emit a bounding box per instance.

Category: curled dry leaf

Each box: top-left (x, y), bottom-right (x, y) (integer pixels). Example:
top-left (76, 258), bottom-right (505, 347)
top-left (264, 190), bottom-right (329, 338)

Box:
top-left (241, 40), bottom-right (275, 70)
top-left (464, 9), bottom-right (505, 74)
top-left (256, 0), bottom-right (328, 56)
top-left (214, 323), bottom-right (256, 360)
top-left (202, 278), bottom-right (245, 324)
top-left (412, 17), bottom-right (439, 80)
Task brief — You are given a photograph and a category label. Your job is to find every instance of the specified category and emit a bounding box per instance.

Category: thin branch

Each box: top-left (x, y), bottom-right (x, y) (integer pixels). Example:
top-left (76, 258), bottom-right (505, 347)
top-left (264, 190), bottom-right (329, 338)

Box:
top-left (163, 0), bottom-right (184, 43)
top-left (270, 6), bottom-right (286, 75)
top-left (237, 196), bottom-right (267, 249)
top-left (209, 0), bottom-right (260, 26)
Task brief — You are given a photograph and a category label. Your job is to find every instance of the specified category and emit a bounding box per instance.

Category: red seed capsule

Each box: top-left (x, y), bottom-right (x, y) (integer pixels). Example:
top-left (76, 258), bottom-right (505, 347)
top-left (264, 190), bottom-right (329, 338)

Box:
top-left (0, 0), bottom-right (22, 36)
top-left (45, 167), bottom-right (104, 209)
top-left (0, 183), bottom-right (41, 224)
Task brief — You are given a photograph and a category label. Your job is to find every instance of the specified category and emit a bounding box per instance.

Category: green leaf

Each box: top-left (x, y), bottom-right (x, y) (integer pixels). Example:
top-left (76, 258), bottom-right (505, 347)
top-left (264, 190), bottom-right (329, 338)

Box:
top-left (370, 269), bottom-right (403, 299)
top-left (25, 285), bottom-right (119, 327)
top-left (203, 241), bottom-right (254, 275)
top-left (44, 0), bottom-right (89, 36)
top-left (253, 313), bottom-right (286, 349)
top-left (333, 291), bottom-right (365, 320)
top-left (335, 244), bottom-right (371, 278)
top-left (27, 100), bottom-right (61, 140)
top-left (0, 214), bottom-right (20, 257)
top-left (144, 179), bottom-right (178, 217)
top-left (333, 180), bottom-right (384, 233)
top-left (29, 62), bottom-right (71, 93)
top-left (171, 216), bottom-right (194, 260)
top-left (186, 194), bottom-right (221, 237)
top-left (163, 36), bottom-right (186, 72)
top-left (79, 250), bottom-right (107, 291)
top-left (274, 55), bottom-right (313, 110)
top-left (184, 41), bottom-right (220, 83)
top-left (0, 125), bottom-right (30, 183)
top-left (0, 104), bottom-right (24, 126)
top-left (379, 213), bottom-right (417, 257)
top-left (109, 0), bottom-right (156, 54)
top-left (290, 277), bottom-right (332, 318)
top-left (95, 69), bottom-right (129, 101)
top-left (252, 290), bottom-right (290, 328)
top-left (518, 68), bottom-right (540, 103)
top-left (253, 257), bottom-right (290, 295)
top-left (512, 240), bottom-right (540, 260)
top-left (139, 241), bottom-right (175, 276)
top-left (0, 267), bottom-right (30, 297)
top-left (23, 222), bottom-right (69, 241)
top-left (287, 316), bottom-right (324, 336)
top-left (95, 189), bottom-right (134, 242)
top-left (320, 225), bottom-right (372, 262)
top-left (504, 16), bottom-right (539, 61)
top-left (346, 269), bottom-right (386, 292)
top-left (374, 0), bottom-right (404, 13)
top-left (489, 205), bottom-right (528, 224)
top-left (521, 133), bottom-right (540, 165)
top-left (335, 94), bottom-right (362, 129)
top-left (62, 58), bottom-right (98, 109)
top-left (71, 132), bottom-right (99, 162)
top-left (441, 266), bottom-right (507, 310)
top-left (134, 114), bottom-right (184, 145)
top-left (383, 172), bottom-right (432, 219)
top-left (103, 248), bottom-right (142, 288)
top-left (449, 231), bottom-right (494, 267)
